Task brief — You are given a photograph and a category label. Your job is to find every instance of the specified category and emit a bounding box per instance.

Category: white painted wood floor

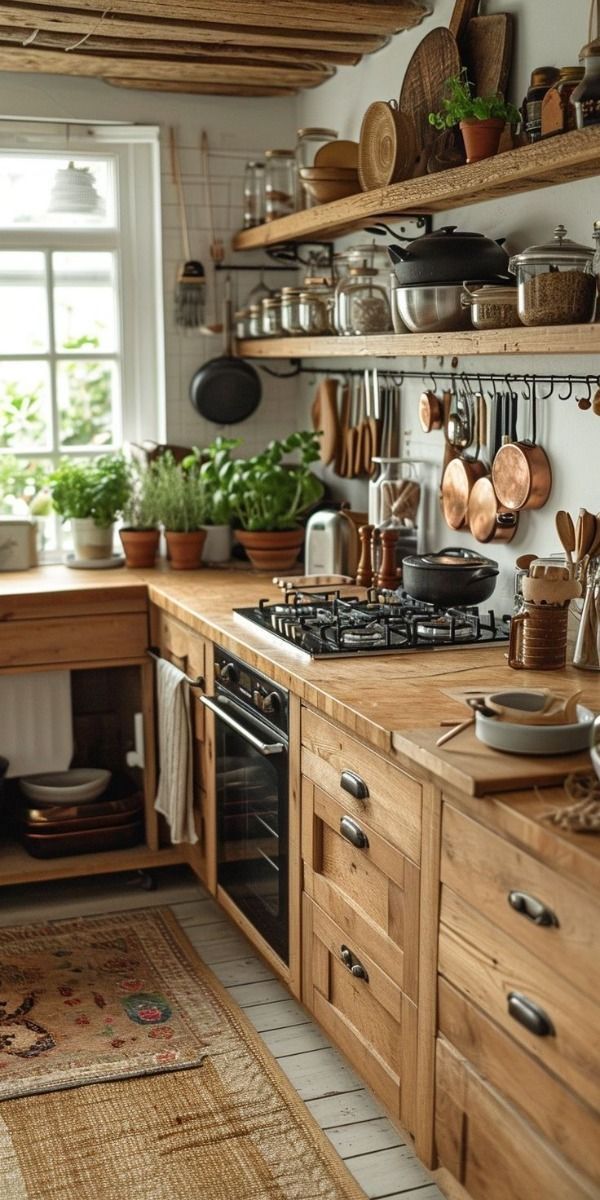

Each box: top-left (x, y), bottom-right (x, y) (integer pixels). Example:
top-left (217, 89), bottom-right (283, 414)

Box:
top-left (0, 867), bottom-right (443, 1200)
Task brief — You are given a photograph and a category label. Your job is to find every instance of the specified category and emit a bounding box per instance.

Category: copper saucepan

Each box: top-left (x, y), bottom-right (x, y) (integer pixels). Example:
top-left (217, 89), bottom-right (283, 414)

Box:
top-left (418, 388), bottom-right (444, 432)
top-left (441, 392), bottom-right (488, 531)
top-left (467, 475), bottom-right (519, 543)
top-left (491, 393), bottom-right (552, 511)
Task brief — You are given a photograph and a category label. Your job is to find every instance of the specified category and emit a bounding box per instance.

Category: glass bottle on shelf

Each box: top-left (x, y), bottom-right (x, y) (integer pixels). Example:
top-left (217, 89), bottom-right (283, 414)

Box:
top-left (334, 266), bottom-right (393, 335)
top-left (264, 150), bottom-right (296, 221)
top-left (242, 161), bottom-right (265, 228)
top-left (572, 36), bottom-right (600, 129)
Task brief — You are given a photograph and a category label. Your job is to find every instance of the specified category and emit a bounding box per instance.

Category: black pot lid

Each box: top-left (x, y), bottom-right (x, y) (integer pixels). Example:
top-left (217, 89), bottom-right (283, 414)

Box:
top-left (404, 550), bottom-right (497, 569)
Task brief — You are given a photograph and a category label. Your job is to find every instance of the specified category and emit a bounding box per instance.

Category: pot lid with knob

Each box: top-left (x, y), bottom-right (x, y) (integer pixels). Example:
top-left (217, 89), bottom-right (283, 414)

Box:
top-left (388, 225), bottom-right (509, 286)
top-left (508, 224), bottom-right (594, 271)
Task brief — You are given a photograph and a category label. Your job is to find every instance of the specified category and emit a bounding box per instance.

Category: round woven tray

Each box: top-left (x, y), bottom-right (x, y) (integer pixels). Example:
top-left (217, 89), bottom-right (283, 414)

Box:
top-left (358, 100), bottom-right (416, 191)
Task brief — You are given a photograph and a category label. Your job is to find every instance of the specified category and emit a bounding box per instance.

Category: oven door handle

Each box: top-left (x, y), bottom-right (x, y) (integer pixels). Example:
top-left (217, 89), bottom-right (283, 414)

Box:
top-left (200, 696), bottom-right (286, 757)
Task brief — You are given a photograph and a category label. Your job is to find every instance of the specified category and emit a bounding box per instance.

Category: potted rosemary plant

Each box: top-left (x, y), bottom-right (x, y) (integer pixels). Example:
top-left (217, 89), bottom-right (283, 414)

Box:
top-left (119, 459), bottom-right (161, 568)
top-left (429, 69), bottom-right (521, 163)
top-left (50, 455), bottom-right (130, 562)
top-left (155, 451), bottom-right (210, 569)
top-left (182, 436), bottom-right (240, 564)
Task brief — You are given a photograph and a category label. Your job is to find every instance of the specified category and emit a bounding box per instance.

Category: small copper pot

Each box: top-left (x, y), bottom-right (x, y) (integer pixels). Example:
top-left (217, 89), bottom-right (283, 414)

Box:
top-left (491, 396), bottom-right (552, 511)
top-left (467, 475), bottom-right (519, 543)
top-left (441, 454), bottom-right (489, 530)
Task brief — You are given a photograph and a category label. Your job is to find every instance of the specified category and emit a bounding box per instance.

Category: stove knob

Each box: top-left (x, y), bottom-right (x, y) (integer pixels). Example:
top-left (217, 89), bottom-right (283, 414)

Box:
top-left (220, 661), bottom-right (239, 684)
top-left (263, 691), bottom-right (281, 715)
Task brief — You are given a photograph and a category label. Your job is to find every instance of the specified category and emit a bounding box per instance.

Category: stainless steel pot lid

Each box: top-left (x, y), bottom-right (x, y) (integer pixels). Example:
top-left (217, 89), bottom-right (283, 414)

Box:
top-left (509, 224), bottom-right (594, 269)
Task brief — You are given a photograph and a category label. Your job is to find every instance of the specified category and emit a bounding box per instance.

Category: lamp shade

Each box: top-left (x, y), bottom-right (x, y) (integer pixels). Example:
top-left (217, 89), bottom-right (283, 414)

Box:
top-left (48, 161), bottom-right (104, 215)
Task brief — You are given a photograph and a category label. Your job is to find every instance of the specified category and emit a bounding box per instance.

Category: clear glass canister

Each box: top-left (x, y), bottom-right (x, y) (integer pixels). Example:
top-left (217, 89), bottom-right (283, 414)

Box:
top-left (298, 277), bottom-right (335, 334)
top-left (280, 286), bottom-right (304, 335)
top-left (333, 242), bottom-right (391, 281)
top-left (248, 303), bottom-right (262, 338)
top-left (572, 36), bottom-right (600, 129)
top-left (264, 150), bottom-right (296, 221)
top-left (334, 266), bottom-right (393, 335)
top-left (509, 224), bottom-right (596, 326)
top-left (234, 307), bottom-right (252, 339)
top-left (368, 459), bottom-right (421, 529)
top-left (541, 66), bottom-right (584, 137)
top-left (295, 127), bottom-right (338, 207)
top-left (242, 161), bottom-right (265, 228)
top-left (261, 296), bottom-right (284, 337)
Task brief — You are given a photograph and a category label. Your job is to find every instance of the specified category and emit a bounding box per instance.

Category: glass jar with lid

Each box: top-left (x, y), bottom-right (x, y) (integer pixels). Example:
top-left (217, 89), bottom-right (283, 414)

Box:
top-left (242, 161), bottom-right (265, 228)
top-left (298, 276), bottom-right (335, 334)
top-left (333, 242), bottom-right (391, 280)
top-left (261, 295), bottom-right (284, 338)
top-left (248, 303), bottom-right (262, 339)
top-left (368, 459), bottom-right (421, 573)
top-left (541, 66), bottom-right (584, 137)
top-left (572, 35), bottom-right (600, 129)
top-left (280, 286), bottom-right (304, 335)
top-left (523, 67), bottom-right (560, 142)
top-left (509, 224), bottom-right (596, 326)
top-left (264, 150), bottom-right (296, 221)
top-left (234, 307), bottom-right (252, 340)
top-left (295, 127), bottom-right (338, 207)
top-left (334, 266), bottom-right (393, 335)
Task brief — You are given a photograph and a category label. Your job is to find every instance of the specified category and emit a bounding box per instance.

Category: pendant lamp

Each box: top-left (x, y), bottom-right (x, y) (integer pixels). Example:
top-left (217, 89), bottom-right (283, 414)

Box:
top-left (48, 161), bottom-right (104, 215)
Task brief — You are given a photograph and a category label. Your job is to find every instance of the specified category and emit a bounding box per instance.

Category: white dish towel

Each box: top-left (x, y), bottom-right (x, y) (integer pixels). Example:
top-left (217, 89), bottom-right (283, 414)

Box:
top-left (0, 670), bottom-right (73, 778)
top-left (154, 657), bottom-right (197, 844)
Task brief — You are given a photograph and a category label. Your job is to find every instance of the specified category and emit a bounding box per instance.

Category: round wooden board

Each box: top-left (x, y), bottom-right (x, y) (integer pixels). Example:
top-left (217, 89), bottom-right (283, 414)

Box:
top-left (399, 26), bottom-right (461, 158)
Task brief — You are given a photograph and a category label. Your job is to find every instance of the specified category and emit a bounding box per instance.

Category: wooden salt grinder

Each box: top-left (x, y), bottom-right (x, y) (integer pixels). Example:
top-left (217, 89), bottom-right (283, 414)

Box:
top-left (377, 529), bottom-right (401, 590)
top-left (356, 525), bottom-right (374, 587)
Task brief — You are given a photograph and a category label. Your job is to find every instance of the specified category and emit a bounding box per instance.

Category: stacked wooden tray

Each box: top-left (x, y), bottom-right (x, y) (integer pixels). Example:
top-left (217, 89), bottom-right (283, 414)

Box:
top-left (20, 791), bottom-right (144, 859)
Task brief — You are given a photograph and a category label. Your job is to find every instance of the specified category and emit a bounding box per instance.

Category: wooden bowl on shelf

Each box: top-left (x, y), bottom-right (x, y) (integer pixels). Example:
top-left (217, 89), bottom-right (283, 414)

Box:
top-left (298, 166), bottom-right (360, 203)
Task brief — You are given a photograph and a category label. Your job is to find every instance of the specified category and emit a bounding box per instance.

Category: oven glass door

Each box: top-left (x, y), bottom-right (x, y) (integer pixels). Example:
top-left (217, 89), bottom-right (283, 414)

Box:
top-left (211, 696), bottom-right (288, 964)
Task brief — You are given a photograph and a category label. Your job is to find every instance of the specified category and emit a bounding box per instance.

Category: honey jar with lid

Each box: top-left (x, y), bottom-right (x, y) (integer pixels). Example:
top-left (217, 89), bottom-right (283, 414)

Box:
top-left (541, 66), bottom-right (585, 137)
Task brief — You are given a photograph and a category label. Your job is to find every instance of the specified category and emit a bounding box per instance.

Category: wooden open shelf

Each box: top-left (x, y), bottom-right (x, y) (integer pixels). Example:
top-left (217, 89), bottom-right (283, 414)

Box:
top-left (238, 324), bottom-right (600, 360)
top-left (233, 128), bottom-right (600, 249)
top-left (0, 839), bottom-right (186, 887)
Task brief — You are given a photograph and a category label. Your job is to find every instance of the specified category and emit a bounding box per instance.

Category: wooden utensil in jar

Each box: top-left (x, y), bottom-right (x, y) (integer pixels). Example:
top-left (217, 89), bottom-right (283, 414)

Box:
top-left (491, 394), bottom-right (552, 511)
top-left (555, 509), bottom-right (576, 573)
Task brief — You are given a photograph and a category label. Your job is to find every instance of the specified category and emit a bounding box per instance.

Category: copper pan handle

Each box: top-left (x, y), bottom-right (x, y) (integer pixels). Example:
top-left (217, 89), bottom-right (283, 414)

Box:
top-left (508, 611), bottom-right (529, 670)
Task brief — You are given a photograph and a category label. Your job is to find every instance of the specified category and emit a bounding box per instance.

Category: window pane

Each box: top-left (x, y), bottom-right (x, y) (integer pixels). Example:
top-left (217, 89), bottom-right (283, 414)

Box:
top-left (0, 153), bottom-right (116, 229)
top-left (0, 252), bottom-right (48, 354)
top-left (0, 363), bottom-right (51, 450)
top-left (53, 252), bottom-right (118, 353)
top-left (56, 360), bottom-right (117, 448)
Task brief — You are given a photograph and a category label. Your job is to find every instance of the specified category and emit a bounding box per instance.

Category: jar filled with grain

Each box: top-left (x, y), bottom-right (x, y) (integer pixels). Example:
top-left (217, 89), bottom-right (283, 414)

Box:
top-left (334, 266), bottom-right (393, 336)
top-left (298, 276), bottom-right (335, 334)
top-left (264, 150), bottom-right (296, 221)
top-left (541, 66), bottom-right (584, 137)
top-left (509, 224), bottom-right (596, 326)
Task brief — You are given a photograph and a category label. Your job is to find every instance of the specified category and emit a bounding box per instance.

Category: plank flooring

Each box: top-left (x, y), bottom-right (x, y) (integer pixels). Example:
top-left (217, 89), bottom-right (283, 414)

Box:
top-left (0, 866), bottom-right (443, 1200)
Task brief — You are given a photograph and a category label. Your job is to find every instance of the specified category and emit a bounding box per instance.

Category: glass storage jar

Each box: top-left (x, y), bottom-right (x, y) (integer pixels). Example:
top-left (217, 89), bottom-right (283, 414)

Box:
top-left (234, 307), bottom-right (252, 339)
top-left (509, 224), bottom-right (596, 326)
top-left (261, 296), bottom-right (284, 338)
top-left (572, 36), bottom-right (600, 129)
top-left (280, 286), bottom-right (304, 335)
top-left (242, 161), bottom-right (265, 228)
top-left (298, 277), bottom-right (335, 334)
top-left (334, 266), bottom-right (393, 335)
top-left (368, 458), bottom-right (421, 574)
top-left (541, 66), bottom-right (584, 137)
top-left (333, 242), bottom-right (391, 281)
top-left (295, 127), bottom-right (338, 208)
top-left (248, 303), bottom-right (262, 338)
top-left (523, 67), bottom-right (560, 142)
top-left (264, 150), bottom-right (296, 221)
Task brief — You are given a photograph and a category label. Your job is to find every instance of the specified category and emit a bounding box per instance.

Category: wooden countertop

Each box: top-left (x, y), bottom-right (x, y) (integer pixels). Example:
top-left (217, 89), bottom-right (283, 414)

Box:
top-left (2, 563), bottom-right (599, 797)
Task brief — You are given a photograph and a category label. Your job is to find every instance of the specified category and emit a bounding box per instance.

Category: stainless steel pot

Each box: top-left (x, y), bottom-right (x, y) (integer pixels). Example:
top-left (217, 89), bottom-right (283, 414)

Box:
top-left (393, 283), bottom-right (472, 334)
top-left (401, 547), bottom-right (499, 607)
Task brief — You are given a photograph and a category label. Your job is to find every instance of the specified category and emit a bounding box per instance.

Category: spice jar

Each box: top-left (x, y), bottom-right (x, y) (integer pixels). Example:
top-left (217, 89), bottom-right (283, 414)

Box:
top-left (509, 224), bottom-right (596, 326)
top-left (242, 161), bottom-right (265, 228)
top-left (523, 66), bottom-right (560, 142)
top-left (264, 150), bottom-right (296, 221)
top-left (261, 295), bottom-right (284, 338)
top-left (541, 66), bottom-right (584, 137)
top-left (295, 127), bottom-right (338, 207)
top-left (334, 266), bottom-right (393, 336)
top-left (280, 286), bottom-right (304, 335)
top-left (572, 36), bottom-right (600, 128)
top-left (248, 303), bottom-right (262, 339)
top-left (298, 276), bottom-right (335, 334)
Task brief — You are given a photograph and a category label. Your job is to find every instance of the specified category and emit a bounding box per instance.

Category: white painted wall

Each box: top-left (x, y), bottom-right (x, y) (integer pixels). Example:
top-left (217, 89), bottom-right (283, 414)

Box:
top-left (296, 0), bottom-right (600, 612)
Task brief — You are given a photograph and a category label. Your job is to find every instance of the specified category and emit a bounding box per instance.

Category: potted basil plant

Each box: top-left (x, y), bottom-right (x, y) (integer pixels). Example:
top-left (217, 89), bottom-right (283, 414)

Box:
top-left (155, 451), bottom-right (210, 569)
top-left (429, 69), bottom-right (521, 163)
top-left (182, 436), bottom-right (241, 564)
top-left (227, 431), bottom-right (324, 571)
top-left (50, 455), bottom-right (130, 562)
top-left (119, 458), bottom-right (161, 568)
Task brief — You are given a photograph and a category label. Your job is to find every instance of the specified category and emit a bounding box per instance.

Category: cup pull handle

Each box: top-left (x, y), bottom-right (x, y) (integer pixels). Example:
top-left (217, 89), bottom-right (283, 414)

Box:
top-left (507, 991), bottom-right (555, 1037)
top-left (508, 611), bottom-right (528, 670)
top-left (340, 944), bottom-right (369, 982)
top-left (340, 816), bottom-right (369, 850)
top-left (508, 890), bottom-right (559, 927)
top-left (340, 769), bottom-right (369, 801)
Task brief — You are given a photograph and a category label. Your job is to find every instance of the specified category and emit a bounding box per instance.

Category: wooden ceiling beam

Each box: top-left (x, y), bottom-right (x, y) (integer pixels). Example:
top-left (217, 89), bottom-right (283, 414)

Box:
top-left (105, 77), bottom-right (298, 96)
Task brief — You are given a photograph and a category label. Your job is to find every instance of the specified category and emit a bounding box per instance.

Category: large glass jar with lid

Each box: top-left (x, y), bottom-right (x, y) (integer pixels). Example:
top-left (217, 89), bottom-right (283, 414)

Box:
top-left (295, 127), bottom-right (338, 208)
top-left (333, 242), bottom-right (391, 281)
top-left (298, 277), bottom-right (335, 334)
top-left (368, 458), bottom-right (421, 573)
top-left (334, 266), bottom-right (393, 335)
top-left (508, 224), bottom-right (596, 325)
top-left (280, 286), bottom-right (304, 335)
top-left (242, 161), bottom-right (265, 228)
top-left (264, 150), bottom-right (296, 221)
top-left (541, 66), bottom-right (584, 137)
top-left (261, 295), bottom-right (284, 337)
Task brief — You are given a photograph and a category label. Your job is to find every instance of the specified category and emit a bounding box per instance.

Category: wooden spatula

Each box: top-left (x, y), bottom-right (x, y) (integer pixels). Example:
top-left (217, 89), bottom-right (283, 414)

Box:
top-left (336, 382), bottom-right (351, 476)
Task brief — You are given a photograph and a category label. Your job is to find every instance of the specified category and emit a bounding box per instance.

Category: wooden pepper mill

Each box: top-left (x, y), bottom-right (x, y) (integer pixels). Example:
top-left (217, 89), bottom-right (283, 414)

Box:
top-left (356, 525), bottom-right (374, 587)
top-left (377, 529), bottom-right (402, 591)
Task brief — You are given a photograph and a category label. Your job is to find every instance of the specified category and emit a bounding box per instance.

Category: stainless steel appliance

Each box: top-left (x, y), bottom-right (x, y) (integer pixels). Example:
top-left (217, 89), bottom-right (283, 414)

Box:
top-left (234, 586), bottom-right (510, 660)
top-left (201, 648), bottom-right (289, 963)
top-left (304, 510), bottom-right (355, 576)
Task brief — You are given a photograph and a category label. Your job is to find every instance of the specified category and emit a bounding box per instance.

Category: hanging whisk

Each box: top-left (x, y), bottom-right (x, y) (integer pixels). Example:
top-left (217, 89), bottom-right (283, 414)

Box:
top-left (169, 126), bottom-right (206, 331)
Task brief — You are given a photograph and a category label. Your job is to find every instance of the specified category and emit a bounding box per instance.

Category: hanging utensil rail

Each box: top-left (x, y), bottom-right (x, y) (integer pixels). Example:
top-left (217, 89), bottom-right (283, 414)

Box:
top-left (259, 364), bottom-right (600, 397)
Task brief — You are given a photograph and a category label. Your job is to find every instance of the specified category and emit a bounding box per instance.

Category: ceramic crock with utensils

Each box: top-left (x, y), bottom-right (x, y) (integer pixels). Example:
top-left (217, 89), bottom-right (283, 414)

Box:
top-left (509, 600), bottom-right (570, 670)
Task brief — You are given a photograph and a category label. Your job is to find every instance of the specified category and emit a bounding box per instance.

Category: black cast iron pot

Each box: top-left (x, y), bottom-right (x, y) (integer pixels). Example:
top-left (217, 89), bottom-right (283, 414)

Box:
top-left (388, 225), bottom-right (509, 287)
top-left (401, 547), bottom-right (499, 608)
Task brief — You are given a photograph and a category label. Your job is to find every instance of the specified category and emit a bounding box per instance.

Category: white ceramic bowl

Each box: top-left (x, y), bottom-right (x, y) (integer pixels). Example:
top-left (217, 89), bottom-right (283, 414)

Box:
top-left (475, 704), bottom-right (594, 756)
top-left (19, 768), bottom-right (112, 804)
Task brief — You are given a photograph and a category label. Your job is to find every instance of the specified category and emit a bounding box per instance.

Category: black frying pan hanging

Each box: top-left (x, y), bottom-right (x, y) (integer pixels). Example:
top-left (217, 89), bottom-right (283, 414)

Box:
top-left (189, 276), bottom-right (261, 424)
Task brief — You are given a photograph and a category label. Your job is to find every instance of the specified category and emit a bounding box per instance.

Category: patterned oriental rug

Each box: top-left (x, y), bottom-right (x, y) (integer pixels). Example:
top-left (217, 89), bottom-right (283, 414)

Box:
top-left (0, 909), bottom-right (365, 1200)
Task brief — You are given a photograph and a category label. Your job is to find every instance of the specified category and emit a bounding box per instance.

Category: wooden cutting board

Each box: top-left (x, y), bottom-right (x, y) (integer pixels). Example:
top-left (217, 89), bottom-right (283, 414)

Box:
top-left (311, 378), bottom-right (339, 465)
top-left (399, 27), bottom-right (461, 165)
top-left (464, 14), bottom-right (514, 99)
top-left (448, 0), bottom-right (480, 48)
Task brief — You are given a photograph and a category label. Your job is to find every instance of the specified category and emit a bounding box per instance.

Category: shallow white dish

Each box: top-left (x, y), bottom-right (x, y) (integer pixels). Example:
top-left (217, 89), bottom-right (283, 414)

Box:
top-left (19, 768), bottom-right (112, 804)
top-left (64, 553), bottom-right (124, 570)
top-left (475, 705), bottom-right (594, 756)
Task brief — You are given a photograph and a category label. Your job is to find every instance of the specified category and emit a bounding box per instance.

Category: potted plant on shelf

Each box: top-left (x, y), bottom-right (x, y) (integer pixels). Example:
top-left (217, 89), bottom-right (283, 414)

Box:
top-left (155, 452), bottom-right (210, 569)
top-left (50, 454), bottom-right (130, 562)
top-left (182, 436), bottom-right (240, 564)
top-left (429, 69), bottom-right (521, 164)
top-left (119, 458), bottom-right (161, 568)
top-left (228, 431), bottom-right (324, 571)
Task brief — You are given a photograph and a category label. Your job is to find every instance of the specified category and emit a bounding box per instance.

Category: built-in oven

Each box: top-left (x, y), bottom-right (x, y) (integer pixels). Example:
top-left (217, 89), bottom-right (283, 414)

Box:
top-left (201, 647), bottom-right (289, 964)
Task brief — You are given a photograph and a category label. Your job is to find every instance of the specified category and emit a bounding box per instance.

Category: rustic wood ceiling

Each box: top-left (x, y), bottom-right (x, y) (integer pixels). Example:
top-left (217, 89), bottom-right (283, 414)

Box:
top-left (0, 1), bottom-right (430, 95)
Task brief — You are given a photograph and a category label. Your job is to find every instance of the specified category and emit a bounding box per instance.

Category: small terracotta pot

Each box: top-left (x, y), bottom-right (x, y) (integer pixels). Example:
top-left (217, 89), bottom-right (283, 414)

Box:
top-left (119, 528), bottom-right (160, 568)
top-left (165, 529), bottom-right (206, 570)
top-left (235, 527), bottom-right (304, 571)
top-left (459, 118), bottom-right (505, 164)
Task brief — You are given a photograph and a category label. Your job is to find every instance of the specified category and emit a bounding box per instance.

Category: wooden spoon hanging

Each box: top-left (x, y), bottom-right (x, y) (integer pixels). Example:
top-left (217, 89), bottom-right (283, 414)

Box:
top-left (555, 510), bottom-right (576, 572)
top-left (335, 381), bottom-right (351, 476)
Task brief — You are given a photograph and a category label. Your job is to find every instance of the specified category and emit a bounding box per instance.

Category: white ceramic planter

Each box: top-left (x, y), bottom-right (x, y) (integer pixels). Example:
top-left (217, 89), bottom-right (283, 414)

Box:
top-left (201, 524), bottom-right (232, 564)
top-left (71, 518), bottom-right (114, 561)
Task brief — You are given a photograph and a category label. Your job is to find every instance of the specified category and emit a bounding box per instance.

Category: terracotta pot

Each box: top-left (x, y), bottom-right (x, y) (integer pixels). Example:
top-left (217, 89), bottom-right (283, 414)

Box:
top-left (459, 118), bottom-right (505, 164)
top-left (164, 529), bottom-right (206, 570)
top-left (119, 528), bottom-right (160, 569)
top-left (235, 527), bottom-right (304, 571)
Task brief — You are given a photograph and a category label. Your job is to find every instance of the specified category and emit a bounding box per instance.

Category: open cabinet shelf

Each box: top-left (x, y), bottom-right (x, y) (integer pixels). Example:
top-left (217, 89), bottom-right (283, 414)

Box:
top-left (0, 838), bottom-right (186, 887)
top-left (237, 324), bottom-right (600, 360)
top-left (232, 128), bottom-right (600, 250)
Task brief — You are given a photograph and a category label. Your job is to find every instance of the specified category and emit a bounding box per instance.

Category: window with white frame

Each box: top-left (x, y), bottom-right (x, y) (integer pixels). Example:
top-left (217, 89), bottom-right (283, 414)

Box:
top-left (0, 121), bottom-right (165, 557)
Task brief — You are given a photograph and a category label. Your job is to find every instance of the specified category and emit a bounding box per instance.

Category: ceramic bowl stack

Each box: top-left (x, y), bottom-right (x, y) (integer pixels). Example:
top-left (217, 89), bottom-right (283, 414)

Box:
top-left (18, 769), bottom-right (144, 858)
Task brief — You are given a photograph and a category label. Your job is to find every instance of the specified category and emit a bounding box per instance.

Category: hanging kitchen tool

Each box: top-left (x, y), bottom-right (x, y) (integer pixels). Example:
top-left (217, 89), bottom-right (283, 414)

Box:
top-left (365, 369), bottom-right (382, 474)
top-left (354, 379), bottom-right (372, 477)
top-left (468, 394), bottom-right (519, 542)
top-left (169, 127), bottom-right (206, 332)
top-left (418, 389), bottom-right (444, 432)
top-left (200, 130), bottom-right (225, 334)
top-left (555, 509), bottom-right (576, 574)
top-left (446, 388), bottom-right (471, 449)
top-left (399, 28), bottom-right (461, 174)
top-left (441, 392), bottom-right (488, 531)
top-left (491, 393), bottom-right (552, 511)
top-left (189, 276), bottom-right (261, 425)
top-left (311, 378), bottom-right (339, 466)
top-left (336, 380), bottom-right (351, 477)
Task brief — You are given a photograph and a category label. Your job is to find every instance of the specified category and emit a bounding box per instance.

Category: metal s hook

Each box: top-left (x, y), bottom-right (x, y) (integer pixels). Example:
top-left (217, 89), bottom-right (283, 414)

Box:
top-left (521, 376), bottom-right (532, 402)
top-left (538, 376), bottom-right (555, 400)
top-left (558, 378), bottom-right (574, 401)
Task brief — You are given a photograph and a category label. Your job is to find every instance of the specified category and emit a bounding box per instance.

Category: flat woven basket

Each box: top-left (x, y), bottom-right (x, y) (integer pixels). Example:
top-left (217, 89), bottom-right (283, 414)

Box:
top-left (358, 100), bottom-right (416, 190)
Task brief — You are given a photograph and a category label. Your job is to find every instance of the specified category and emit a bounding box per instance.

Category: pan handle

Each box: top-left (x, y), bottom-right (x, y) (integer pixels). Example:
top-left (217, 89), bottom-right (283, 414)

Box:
top-left (465, 566), bottom-right (500, 585)
top-left (508, 611), bottom-right (529, 669)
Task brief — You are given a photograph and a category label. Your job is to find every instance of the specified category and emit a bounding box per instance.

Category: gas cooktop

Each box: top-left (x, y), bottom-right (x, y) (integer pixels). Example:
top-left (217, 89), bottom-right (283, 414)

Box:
top-left (234, 588), bottom-right (510, 660)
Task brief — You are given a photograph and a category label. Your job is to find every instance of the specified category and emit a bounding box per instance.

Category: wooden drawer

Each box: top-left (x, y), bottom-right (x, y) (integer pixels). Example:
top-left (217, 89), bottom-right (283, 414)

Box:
top-left (439, 885), bottom-right (600, 1113)
top-left (302, 894), bottom-right (416, 1130)
top-left (153, 610), bottom-right (205, 684)
top-left (438, 977), bottom-right (600, 1189)
top-left (435, 1036), bottom-right (598, 1200)
top-left (301, 706), bottom-right (422, 864)
top-left (302, 778), bottom-right (419, 1000)
top-left (442, 801), bottom-right (600, 1002)
top-left (0, 613), bottom-right (147, 668)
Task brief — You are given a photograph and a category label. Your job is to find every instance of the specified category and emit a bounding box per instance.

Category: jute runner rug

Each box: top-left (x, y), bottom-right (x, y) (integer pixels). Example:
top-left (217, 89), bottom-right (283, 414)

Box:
top-left (0, 909), bottom-right (365, 1200)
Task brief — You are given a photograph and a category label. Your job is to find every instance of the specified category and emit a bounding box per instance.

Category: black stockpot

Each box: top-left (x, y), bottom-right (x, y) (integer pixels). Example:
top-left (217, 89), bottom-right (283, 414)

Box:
top-left (401, 547), bottom-right (499, 607)
top-left (388, 225), bottom-right (509, 287)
